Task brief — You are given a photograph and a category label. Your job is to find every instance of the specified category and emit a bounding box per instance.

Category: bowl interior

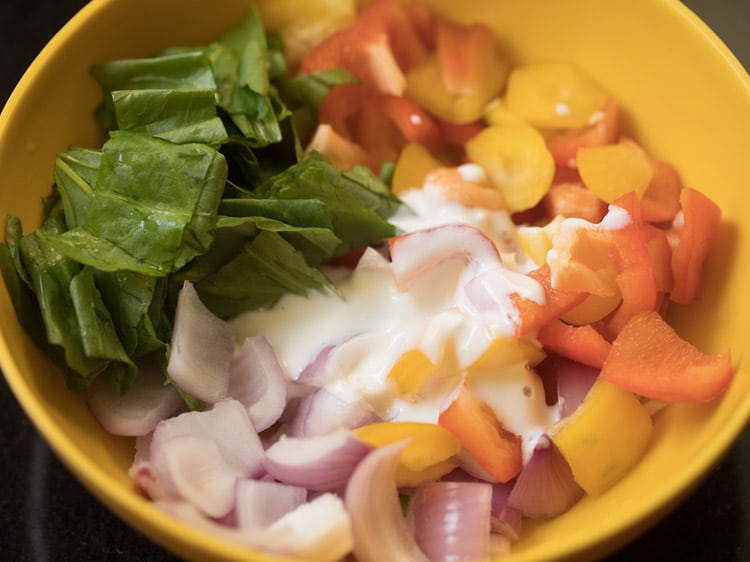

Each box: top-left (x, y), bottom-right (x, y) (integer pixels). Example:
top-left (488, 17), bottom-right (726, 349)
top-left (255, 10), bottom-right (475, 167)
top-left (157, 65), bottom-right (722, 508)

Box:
top-left (0, 0), bottom-right (748, 560)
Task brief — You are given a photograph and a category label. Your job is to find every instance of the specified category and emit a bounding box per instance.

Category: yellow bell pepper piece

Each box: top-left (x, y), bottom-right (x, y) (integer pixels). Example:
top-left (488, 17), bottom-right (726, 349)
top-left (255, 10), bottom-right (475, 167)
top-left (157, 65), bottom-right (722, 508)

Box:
top-left (465, 122), bottom-right (555, 213)
top-left (392, 142), bottom-right (443, 196)
top-left (516, 215), bottom-right (564, 267)
top-left (577, 140), bottom-right (653, 203)
top-left (387, 348), bottom-right (439, 398)
top-left (467, 336), bottom-right (546, 373)
top-left (405, 55), bottom-right (506, 124)
top-left (354, 422), bottom-right (461, 487)
top-left (550, 378), bottom-right (653, 496)
top-left (504, 61), bottom-right (609, 129)
top-left (560, 266), bottom-right (623, 325)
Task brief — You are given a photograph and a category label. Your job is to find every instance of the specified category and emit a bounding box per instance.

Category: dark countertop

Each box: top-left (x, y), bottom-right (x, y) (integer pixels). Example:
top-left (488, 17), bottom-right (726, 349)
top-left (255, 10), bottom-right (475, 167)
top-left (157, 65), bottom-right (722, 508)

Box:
top-left (0, 1), bottom-right (748, 560)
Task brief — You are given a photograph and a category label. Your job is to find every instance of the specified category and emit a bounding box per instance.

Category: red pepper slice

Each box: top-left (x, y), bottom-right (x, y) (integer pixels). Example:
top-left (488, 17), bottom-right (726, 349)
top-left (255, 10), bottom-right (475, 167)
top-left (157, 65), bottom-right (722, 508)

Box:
top-left (600, 310), bottom-right (733, 402)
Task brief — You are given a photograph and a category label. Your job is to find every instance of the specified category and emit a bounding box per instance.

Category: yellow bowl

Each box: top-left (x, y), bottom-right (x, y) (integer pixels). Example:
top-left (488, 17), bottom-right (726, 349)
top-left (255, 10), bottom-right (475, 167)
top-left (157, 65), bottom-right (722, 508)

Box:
top-left (0, 0), bottom-right (748, 560)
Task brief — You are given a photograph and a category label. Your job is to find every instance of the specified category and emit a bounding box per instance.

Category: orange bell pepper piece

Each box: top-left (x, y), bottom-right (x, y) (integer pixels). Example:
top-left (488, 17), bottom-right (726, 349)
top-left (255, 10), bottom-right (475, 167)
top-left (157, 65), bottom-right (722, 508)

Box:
top-left (640, 158), bottom-right (683, 224)
top-left (669, 187), bottom-right (722, 305)
top-left (306, 124), bottom-right (372, 171)
top-left (436, 19), bottom-right (501, 96)
top-left (537, 319), bottom-right (612, 369)
top-left (509, 265), bottom-right (588, 337)
top-left (382, 94), bottom-right (444, 154)
top-left (599, 310), bottom-right (733, 402)
top-left (438, 385), bottom-right (522, 483)
top-left (546, 98), bottom-right (620, 168)
top-left (543, 182), bottom-right (608, 224)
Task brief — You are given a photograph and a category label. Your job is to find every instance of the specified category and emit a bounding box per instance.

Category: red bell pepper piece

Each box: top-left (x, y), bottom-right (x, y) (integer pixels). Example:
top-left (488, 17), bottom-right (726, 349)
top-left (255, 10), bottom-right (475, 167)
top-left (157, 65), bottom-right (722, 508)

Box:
top-left (435, 19), bottom-right (500, 96)
top-left (510, 265), bottom-right (588, 337)
top-left (546, 98), bottom-right (619, 168)
top-left (537, 319), bottom-right (612, 369)
top-left (439, 385), bottom-right (522, 483)
top-left (669, 187), bottom-right (722, 305)
top-left (640, 158), bottom-right (683, 224)
top-left (600, 310), bottom-right (733, 402)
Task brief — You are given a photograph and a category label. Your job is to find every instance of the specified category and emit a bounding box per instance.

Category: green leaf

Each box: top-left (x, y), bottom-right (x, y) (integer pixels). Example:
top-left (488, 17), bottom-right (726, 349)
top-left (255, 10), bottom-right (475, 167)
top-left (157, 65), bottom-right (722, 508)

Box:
top-left (187, 230), bottom-right (333, 319)
top-left (40, 131), bottom-right (228, 276)
top-left (91, 52), bottom-right (217, 131)
top-left (17, 218), bottom-right (109, 382)
top-left (70, 266), bottom-right (137, 391)
top-left (112, 89), bottom-right (228, 145)
top-left (54, 148), bottom-right (100, 229)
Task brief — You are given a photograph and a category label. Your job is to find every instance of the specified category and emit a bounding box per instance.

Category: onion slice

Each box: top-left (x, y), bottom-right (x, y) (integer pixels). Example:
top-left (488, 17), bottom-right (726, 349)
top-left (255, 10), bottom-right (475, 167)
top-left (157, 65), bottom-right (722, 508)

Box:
top-left (88, 360), bottom-right (183, 436)
top-left (150, 399), bottom-right (264, 499)
top-left (229, 336), bottom-right (288, 431)
top-left (410, 481), bottom-right (492, 562)
top-left (507, 434), bottom-right (584, 519)
top-left (161, 434), bottom-right (240, 518)
top-left (288, 387), bottom-right (378, 437)
top-left (556, 357), bottom-right (599, 418)
top-left (264, 428), bottom-right (373, 491)
top-left (167, 281), bottom-right (235, 403)
top-left (345, 441), bottom-right (429, 562)
top-left (235, 480), bottom-right (307, 531)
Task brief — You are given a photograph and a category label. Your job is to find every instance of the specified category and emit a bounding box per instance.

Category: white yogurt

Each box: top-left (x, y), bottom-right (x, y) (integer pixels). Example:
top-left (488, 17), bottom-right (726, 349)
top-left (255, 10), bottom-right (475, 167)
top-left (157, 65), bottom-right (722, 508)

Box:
top-left (230, 180), bottom-right (560, 452)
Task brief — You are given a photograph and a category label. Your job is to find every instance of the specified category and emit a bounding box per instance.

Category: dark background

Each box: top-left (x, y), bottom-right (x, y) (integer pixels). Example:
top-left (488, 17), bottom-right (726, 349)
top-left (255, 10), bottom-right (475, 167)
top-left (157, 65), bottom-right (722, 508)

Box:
top-left (0, 1), bottom-right (748, 560)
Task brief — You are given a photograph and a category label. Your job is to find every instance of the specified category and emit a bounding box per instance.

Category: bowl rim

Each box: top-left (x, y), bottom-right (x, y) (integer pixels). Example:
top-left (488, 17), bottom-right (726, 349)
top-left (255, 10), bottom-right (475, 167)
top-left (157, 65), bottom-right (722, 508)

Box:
top-left (1, 0), bottom-right (749, 560)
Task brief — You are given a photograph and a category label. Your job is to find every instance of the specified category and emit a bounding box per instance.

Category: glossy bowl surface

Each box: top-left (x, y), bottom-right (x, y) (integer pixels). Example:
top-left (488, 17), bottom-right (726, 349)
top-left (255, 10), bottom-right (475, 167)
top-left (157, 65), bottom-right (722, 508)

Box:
top-left (0, 0), bottom-right (748, 560)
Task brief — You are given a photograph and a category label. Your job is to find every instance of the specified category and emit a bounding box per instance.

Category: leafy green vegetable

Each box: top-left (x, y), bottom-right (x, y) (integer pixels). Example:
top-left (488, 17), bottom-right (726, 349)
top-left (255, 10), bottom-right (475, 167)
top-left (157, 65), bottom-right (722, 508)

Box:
top-left (0, 8), bottom-right (401, 398)
top-left (112, 89), bottom-right (228, 145)
top-left (40, 131), bottom-right (228, 276)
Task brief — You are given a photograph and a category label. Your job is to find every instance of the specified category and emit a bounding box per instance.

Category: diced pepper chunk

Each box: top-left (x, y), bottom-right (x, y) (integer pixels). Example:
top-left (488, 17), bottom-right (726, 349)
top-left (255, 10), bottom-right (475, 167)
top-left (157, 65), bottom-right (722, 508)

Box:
top-left (439, 385), bottom-right (522, 483)
top-left (436, 19), bottom-right (503, 96)
top-left (465, 122), bottom-right (555, 213)
top-left (577, 140), bottom-right (653, 203)
top-left (669, 187), bottom-right (722, 305)
top-left (392, 141), bottom-right (443, 195)
top-left (537, 319), bottom-right (611, 369)
top-left (546, 98), bottom-right (620, 168)
top-left (387, 348), bottom-right (439, 397)
top-left (354, 421), bottom-right (461, 486)
top-left (599, 310), bottom-right (733, 402)
top-left (551, 378), bottom-right (653, 496)
top-left (306, 124), bottom-right (371, 171)
top-left (505, 62), bottom-right (609, 129)
top-left (640, 158), bottom-right (683, 224)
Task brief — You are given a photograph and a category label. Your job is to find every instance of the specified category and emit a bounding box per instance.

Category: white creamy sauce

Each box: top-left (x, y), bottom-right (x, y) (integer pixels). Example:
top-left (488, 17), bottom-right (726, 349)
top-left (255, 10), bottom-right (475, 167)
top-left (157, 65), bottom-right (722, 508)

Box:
top-left (230, 178), bottom-right (561, 457)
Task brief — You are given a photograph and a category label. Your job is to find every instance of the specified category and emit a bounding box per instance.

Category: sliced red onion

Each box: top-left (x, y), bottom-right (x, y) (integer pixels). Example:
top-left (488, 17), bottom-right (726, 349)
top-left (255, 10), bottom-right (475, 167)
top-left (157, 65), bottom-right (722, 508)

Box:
top-left (556, 357), bottom-right (600, 418)
top-left (410, 481), bottom-right (492, 562)
top-left (248, 493), bottom-right (354, 561)
top-left (345, 441), bottom-right (429, 562)
top-left (489, 481), bottom-right (522, 541)
top-left (507, 434), bottom-right (584, 520)
top-left (88, 360), bottom-right (183, 436)
top-left (298, 343), bottom-right (336, 384)
top-left (288, 387), bottom-right (378, 437)
top-left (229, 336), bottom-right (288, 431)
top-left (158, 494), bottom-right (354, 562)
top-left (389, 224), bottom-right (502, 291)
top-left (264, 428), bottom-right (373, 491)
top-left (150, 399), bottom-right (265, 500)
top-left (129, 460), bottom-right (176, 501)
top-left (167, 281), bottom-right (235, 404)
top-left (161, 434), bottom-right (241, 518)
top-left (235, 479), bottom-right (307, 532)
top-left (440, 469), bottom-right (521, 542)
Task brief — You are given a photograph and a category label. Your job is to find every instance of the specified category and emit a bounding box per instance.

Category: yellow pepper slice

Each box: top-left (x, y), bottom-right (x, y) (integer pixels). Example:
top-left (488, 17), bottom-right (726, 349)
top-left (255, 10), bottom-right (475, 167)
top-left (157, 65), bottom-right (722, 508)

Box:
top-left (405, 55), bottom-right (505, 124)
top-left (392, 142), bottom-right (443, 195)
top-left (387, 348), bottom-right (439, 398)
top-left (577, 140), bottom-right (653, 203)
top-left (505, 61), bottom-right (609, 129)
top-left (354, 421), bottom-right (461, 487)
top-left (465, 122), bottom-right (555, 213)
top-left (550, 378), bottom-right (653, 496)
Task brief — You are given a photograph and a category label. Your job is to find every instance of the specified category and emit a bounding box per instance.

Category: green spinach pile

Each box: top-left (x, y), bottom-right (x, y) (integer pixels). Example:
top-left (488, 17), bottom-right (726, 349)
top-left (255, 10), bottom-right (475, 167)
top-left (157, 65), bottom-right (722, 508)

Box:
top-left (0, 8), bottom-right (400, 398)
